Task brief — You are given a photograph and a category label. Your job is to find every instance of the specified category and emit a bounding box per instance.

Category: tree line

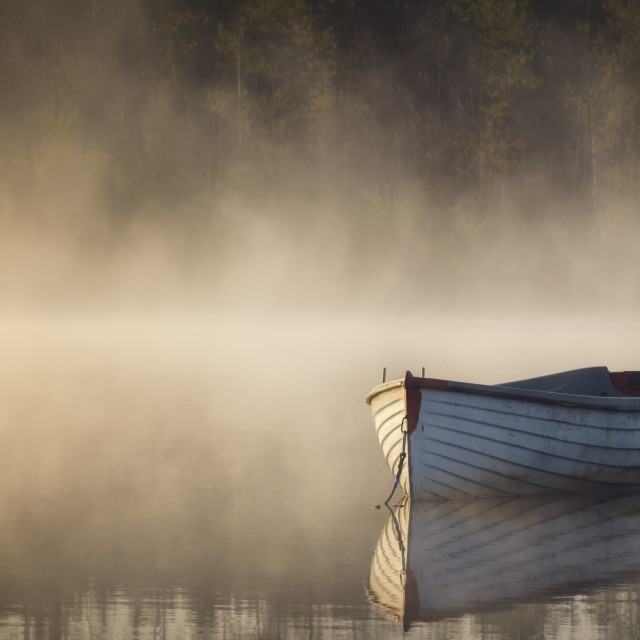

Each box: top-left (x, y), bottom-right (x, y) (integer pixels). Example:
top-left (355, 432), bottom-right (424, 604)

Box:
top-left (2, 0), bottom-right (639, 221)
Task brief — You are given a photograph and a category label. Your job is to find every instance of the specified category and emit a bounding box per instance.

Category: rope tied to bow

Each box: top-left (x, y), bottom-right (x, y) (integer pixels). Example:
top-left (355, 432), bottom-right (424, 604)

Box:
top-left (383, 415), bottom-right (408, 506)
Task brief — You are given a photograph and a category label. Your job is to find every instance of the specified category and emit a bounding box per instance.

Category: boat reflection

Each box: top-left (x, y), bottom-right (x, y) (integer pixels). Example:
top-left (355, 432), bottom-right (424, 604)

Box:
top-left (367, 491), bottom-right (640, 629)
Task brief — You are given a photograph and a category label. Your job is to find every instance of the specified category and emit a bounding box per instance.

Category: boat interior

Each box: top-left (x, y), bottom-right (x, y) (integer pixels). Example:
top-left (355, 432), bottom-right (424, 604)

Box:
top-left (500, 366), bottom-right (640, 398)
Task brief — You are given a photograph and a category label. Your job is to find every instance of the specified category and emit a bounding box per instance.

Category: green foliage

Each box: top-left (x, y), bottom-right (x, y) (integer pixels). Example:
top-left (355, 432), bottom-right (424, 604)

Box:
top-left (448, 0), bottom-right (540, 183)
top-left (591, 0), bottom-right (640, 197)
top-left (4, 0), bottom-right (640, 219)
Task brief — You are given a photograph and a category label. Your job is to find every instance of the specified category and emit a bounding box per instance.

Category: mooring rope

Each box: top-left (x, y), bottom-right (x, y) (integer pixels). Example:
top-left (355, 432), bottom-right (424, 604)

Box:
top-left (381, 415), bottom-right (408, 507)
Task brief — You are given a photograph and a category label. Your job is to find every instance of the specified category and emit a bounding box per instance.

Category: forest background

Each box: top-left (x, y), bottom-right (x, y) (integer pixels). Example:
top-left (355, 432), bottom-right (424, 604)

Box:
top-left (1, 0), bottom-right (638, 312)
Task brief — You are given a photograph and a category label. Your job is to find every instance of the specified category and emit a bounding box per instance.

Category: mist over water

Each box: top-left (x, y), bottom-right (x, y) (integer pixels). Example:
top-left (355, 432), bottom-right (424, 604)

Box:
top-left (1, 313), bottom-right (640, 638)
top-left (3, 0), bottom-right (640, 637)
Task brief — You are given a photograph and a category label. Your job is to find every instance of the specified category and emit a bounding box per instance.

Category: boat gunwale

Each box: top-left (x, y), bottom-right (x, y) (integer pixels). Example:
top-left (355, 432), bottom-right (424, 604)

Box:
top-left (366, 380), bottom-right (404, 405)
top-left (367, 371), bottom-right (640, 413)
top-left (446, 380), bottom-right (640, 412)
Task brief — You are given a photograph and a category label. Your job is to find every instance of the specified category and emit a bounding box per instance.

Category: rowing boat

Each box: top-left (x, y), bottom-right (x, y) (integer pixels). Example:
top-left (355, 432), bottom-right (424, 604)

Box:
top-left (366, 367), bottom-right (640, 500)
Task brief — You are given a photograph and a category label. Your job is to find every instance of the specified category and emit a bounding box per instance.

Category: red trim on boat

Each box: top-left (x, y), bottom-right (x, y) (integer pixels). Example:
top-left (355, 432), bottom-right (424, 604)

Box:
top-left (405, 383), bottom-right (421, 435)
top-left (610, 371), bottom-right (640, 397)
top-left (411, 377), bottom-right (450, 391)
top-left (404, 371), bottom-right (450, 434)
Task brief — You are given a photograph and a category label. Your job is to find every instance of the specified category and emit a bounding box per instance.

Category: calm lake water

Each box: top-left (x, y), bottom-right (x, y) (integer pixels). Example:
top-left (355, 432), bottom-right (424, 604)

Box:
top-left (2, 314), bottom-right (640, 639)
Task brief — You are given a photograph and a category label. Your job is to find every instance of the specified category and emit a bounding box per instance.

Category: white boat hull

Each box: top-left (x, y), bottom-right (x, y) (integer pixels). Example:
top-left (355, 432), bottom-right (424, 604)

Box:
top-left (368, 382), bottom-right (411, 496)
top-left (367, 368), bottom-right (640, 500)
